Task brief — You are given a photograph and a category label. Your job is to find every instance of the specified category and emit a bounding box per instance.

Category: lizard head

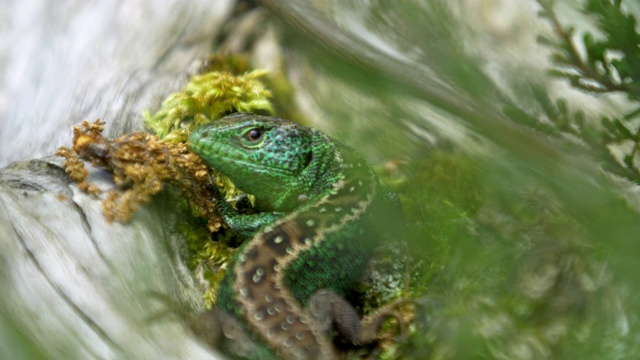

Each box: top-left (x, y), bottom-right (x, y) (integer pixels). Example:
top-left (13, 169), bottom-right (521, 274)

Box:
top-left (188, 113), bottom-right (315, 210)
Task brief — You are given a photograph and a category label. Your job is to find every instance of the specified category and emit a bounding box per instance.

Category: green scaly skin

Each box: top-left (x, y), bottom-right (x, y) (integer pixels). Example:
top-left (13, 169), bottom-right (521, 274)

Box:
top-left (188, 113), bottom-right (398, 359)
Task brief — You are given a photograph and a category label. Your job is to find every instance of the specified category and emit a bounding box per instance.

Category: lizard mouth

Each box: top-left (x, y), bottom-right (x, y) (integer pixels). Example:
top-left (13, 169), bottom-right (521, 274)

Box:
top-left (215, 155), bottom-right (295, 177)
top-left (189, 140), bottom-right (296, 177)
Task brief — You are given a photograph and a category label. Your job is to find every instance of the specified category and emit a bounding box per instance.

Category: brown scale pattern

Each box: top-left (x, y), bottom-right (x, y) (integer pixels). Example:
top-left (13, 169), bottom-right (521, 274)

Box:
top-left (232, 159), bottom-right (378, 359)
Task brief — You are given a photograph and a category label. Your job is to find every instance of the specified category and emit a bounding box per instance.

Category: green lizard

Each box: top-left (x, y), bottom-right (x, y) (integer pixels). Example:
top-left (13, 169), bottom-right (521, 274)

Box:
top-left (188, 113), bottom-right (403, 359)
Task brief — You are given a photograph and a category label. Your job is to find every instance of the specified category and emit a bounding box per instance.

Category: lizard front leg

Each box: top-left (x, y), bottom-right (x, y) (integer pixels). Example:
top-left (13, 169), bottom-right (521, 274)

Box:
top-left (205, 182), bottom-right (285, 241)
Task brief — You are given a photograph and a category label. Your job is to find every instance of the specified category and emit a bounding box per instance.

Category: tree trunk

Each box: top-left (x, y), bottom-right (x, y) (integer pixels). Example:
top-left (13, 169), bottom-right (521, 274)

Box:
top-left (0, 1), bottom-right (235, 358)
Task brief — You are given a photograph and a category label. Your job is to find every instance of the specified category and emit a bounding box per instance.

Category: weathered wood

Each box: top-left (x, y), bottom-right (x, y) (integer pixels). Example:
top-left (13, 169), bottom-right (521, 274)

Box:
top-left (0, 1), bottom-right (236, 358)
top-left (0, 158), bottom-right (213, 358)
top-left (0, 0), bottom-right (233, 166)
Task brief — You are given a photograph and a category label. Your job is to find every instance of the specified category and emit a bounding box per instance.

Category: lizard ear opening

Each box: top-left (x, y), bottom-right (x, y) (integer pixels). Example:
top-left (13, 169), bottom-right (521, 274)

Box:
top-left (300, 147), bottom-right (313, 170)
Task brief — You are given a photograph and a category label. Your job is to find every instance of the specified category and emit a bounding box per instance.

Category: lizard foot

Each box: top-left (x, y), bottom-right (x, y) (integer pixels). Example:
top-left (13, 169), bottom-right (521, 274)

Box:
top-left (308, 289), bottom-right (413, 352)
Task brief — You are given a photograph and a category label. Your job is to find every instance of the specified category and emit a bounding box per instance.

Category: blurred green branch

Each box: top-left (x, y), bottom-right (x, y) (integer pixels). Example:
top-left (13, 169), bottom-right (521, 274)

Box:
top-left (538, 0), bottom-right (640, 96)
top-left (527, 0), bottom-right (640, 184)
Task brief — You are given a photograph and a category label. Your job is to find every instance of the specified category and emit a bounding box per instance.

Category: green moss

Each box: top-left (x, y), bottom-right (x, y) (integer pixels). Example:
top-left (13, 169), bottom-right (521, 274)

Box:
top-left (144, 67), bottom-right (273, 143)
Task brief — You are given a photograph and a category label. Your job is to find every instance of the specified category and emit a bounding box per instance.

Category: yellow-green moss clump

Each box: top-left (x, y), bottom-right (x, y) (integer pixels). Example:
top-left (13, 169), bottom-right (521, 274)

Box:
top-left (144, 69), bottom-right (273, 143)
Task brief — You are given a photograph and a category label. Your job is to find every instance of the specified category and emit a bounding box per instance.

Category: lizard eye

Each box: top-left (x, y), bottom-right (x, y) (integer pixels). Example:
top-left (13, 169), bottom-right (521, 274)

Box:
top-left (245, 128), bottom-right (264, 142)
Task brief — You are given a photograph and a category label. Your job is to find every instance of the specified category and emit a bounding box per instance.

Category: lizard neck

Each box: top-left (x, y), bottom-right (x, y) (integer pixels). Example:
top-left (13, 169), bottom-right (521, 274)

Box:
top-left (261, 130), bottom-right (344, 212)
top-left (232, 139), bottom-right (379, 359)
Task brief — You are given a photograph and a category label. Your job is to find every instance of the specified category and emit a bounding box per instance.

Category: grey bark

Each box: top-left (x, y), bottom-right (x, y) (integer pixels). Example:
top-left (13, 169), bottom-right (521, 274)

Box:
top-left (0, 1), bottom-right (236, 359)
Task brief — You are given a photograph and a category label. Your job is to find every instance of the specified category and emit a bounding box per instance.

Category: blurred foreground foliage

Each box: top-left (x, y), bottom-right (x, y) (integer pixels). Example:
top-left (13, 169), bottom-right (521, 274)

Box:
top-left (508, 0), bottom-right (640, 184)
top-left (382, 1), bottom-right (640, 359)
